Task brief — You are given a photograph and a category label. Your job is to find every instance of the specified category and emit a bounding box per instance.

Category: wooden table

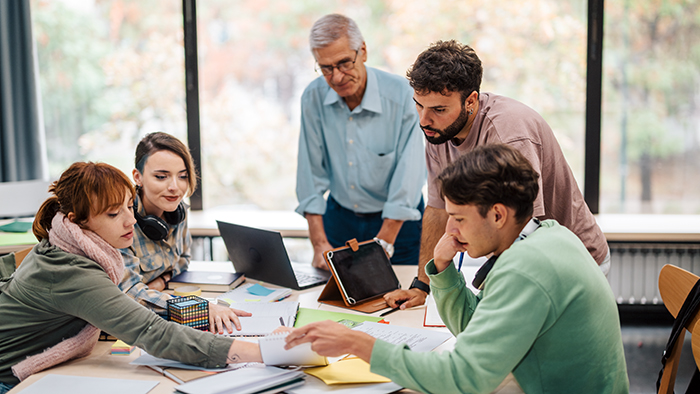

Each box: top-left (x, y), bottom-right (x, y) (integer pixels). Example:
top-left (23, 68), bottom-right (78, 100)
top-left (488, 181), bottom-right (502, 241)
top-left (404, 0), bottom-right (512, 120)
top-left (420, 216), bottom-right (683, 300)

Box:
top-left (9, 265), bottom-right (523, 393)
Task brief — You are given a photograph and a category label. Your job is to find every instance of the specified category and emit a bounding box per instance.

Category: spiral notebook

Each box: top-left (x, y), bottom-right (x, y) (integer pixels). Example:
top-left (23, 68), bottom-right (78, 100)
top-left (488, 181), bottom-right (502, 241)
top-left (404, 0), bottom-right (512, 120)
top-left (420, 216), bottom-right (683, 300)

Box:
top-left (174, 365), bottom-right (305, 394)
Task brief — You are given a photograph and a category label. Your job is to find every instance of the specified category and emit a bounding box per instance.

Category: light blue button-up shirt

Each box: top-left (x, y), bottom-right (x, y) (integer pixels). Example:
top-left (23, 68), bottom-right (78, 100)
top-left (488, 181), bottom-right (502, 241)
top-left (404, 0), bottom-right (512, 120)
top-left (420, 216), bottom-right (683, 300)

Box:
top-left (296, 67), bottom-right (426, 221)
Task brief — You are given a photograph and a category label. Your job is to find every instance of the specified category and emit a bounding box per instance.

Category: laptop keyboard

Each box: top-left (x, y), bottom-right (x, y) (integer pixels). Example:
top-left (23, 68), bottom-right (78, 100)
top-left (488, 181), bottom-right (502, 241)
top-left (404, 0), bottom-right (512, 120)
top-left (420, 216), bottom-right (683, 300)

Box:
top-left (295, 271), bottom-right (326, 286)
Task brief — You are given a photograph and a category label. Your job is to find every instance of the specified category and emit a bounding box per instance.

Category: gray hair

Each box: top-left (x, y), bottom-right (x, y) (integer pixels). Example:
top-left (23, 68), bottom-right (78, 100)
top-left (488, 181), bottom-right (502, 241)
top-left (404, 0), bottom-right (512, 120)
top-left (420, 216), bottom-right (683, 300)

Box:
top-left (309, 14), bottom-right (364, 51)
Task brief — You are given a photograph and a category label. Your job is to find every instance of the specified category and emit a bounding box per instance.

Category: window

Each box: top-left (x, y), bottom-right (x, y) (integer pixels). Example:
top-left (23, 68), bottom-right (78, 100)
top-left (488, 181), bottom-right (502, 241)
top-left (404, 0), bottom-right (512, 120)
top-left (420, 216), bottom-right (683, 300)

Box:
top-left (601, 1), bottom-right (700, 214)
top-left (31, 0), bottom-right (185, 180)
top-left (32, 0), bottom-right (588, 212)
top-left (195, 0), bottom-right (588, 210)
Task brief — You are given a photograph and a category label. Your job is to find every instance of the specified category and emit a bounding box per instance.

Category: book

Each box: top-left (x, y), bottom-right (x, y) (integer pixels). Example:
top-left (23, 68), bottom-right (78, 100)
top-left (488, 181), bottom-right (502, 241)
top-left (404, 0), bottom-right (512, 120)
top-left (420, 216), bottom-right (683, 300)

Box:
top-left (132, 351), bottom-right (252, 384)
top-left (216, 282), bottom-right (292, 304)
top-left (167, 271), bottom-right (245, 292)
top-left (221, 301), bottom-right (299, 337)
top-left (259, 332), bottom-right (328, 366)
top-left (174, 365), bottom-right (305, 394)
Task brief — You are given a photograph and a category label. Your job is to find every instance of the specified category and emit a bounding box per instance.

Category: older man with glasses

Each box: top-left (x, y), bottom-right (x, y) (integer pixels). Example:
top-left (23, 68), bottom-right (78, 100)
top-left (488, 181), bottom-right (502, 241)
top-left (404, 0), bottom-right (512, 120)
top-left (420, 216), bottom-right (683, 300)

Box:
top-left (296, 14), bottom-right (426, 270)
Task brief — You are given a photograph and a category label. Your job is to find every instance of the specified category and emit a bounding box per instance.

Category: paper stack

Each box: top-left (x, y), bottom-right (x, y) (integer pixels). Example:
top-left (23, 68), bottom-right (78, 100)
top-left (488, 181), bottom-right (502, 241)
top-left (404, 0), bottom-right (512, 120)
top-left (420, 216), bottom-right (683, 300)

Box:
top-left (174, 365), bottom-right (305, 394)
top-left (111, 340), bottom-right (136, 355)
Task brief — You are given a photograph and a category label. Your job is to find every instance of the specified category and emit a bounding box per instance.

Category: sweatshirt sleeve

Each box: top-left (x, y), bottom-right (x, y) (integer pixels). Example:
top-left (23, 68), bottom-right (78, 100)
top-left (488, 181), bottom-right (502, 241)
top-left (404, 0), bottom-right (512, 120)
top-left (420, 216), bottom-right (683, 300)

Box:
top-left (369, 262), bottom-right (553, 394)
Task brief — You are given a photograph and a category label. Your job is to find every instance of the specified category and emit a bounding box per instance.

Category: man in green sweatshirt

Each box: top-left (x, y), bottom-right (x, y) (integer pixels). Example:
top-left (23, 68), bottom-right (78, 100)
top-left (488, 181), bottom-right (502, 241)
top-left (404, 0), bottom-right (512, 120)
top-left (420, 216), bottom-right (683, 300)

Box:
top-left (285, 143), bottom-right (629, 394)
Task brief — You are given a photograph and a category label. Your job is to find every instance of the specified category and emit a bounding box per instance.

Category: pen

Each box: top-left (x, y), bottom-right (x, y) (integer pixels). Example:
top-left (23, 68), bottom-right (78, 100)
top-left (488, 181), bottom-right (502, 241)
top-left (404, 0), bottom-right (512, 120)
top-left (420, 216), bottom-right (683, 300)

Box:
top-left (379, 300), bottom-right (406, 317)
top-left (279, 317), bottom-right (285, 326)
top-left (457, 252), bottom-right (464, 272)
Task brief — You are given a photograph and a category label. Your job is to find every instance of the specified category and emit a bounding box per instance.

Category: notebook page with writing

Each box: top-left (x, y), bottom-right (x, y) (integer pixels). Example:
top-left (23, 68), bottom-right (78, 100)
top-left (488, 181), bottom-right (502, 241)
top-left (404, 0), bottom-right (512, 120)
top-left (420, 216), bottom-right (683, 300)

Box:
top-left (352, 322), bottom-right (452, 352)
top-left (259, 332), bottom-right (328, 366)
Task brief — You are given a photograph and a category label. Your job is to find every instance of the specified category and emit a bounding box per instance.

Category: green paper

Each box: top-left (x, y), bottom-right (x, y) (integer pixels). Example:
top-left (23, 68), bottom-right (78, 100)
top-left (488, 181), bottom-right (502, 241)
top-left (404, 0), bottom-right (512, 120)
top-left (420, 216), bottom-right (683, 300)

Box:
top-left (294, 307), bottom-right (382, 328)
top-left (0, 221), bottom-right (33, 233)
top-left (0, 232), bottom-right (37, 247)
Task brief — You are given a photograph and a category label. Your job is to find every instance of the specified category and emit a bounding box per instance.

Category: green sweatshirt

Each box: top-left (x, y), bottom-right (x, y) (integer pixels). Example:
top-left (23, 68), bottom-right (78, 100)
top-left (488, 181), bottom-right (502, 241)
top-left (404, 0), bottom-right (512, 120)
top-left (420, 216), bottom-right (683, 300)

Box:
top-left (0, 239), bottom-right (234, 385)
top-left (370, 220), bottom-right (629, 393)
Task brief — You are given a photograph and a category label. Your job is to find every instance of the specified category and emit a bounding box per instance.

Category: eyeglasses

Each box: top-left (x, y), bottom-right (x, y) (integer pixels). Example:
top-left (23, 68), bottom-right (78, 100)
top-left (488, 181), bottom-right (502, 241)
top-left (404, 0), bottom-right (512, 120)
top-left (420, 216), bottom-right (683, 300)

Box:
top-left (315, 50), bottom-right (359, 76)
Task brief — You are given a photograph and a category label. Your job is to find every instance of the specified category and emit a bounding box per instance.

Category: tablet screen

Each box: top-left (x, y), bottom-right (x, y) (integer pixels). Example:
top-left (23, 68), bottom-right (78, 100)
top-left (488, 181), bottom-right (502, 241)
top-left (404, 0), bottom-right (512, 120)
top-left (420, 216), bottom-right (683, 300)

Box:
top-left (327, 241), bottom-right (400, 304)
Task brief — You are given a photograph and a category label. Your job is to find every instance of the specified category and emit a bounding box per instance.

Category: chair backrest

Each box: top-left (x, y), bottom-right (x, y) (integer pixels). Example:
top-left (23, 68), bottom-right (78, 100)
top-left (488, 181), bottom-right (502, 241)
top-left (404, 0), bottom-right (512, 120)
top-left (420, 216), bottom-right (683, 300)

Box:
top-left (658, 264), bottom-right (700, 393)
top-left (13, 246), bottom-right (32, 268)
top-left (0, 246), bottom-right (32, 279)
top-left (0, 180), bottom-right (51, 219)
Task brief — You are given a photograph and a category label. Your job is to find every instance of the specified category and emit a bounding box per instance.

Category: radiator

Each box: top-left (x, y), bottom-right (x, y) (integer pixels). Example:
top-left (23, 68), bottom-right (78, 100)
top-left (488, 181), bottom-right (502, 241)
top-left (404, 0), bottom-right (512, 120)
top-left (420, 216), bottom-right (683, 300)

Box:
top-left (608, 242), bottom-right (700, 305)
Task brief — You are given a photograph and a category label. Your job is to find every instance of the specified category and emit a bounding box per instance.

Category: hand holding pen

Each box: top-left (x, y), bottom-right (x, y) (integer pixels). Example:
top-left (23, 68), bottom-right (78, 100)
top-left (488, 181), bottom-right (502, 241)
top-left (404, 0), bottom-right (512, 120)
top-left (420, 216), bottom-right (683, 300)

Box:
top-left (379, 299), bottom-right (406, 317)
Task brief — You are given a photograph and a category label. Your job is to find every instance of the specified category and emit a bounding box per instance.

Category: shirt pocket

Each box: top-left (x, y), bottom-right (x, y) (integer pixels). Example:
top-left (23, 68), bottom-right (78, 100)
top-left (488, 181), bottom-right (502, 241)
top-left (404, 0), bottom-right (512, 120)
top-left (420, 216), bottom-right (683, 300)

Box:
top-left (138, 254), bottom-right (167, 282)
top-left (356, 146), bottom-right (396, 194)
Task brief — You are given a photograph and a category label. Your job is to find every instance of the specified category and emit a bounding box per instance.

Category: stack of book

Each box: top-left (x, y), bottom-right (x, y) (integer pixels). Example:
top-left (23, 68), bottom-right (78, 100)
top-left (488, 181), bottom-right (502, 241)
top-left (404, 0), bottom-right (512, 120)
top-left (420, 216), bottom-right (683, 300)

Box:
top-left (167, 271), bottom-right (245, 292)
top-left (174, 365), bottom-right (306, 394)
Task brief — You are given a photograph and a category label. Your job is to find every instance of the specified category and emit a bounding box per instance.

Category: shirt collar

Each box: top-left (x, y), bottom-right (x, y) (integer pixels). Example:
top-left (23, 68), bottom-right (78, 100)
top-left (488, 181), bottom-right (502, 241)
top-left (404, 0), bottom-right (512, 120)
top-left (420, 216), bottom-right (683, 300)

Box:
top-left (323, 67), bottom-right (382, 114)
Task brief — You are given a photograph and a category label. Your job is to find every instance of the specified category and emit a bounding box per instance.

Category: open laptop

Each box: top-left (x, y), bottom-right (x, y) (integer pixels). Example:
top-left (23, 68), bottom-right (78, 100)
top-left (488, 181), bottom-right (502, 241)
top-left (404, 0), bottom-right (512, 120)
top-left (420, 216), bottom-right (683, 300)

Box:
top-left (216, 220), bottom-right (331, 290)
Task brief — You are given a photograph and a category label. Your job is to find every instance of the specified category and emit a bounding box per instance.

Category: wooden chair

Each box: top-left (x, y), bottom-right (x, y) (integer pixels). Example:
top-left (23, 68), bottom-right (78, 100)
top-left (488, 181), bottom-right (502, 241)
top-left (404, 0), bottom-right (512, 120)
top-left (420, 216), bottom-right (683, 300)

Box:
top-left (0, 246), bottom-right (32, 278)
top-left (13, 246), bottom-right (32, 267)
top-left (657, 264), bottom-right (700, 393)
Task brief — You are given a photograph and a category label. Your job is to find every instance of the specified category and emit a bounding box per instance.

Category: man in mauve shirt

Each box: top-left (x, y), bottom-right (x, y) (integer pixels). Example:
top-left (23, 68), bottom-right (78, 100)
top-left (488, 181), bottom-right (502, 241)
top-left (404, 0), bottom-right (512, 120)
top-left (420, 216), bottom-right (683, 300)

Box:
top-left (384, 40), bottom-right (610, 310)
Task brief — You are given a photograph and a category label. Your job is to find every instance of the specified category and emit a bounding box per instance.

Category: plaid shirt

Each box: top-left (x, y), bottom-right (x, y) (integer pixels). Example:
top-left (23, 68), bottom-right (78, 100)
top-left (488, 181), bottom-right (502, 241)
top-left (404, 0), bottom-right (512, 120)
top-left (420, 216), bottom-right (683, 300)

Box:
top-left (118, 195), bottom-right (191, 311)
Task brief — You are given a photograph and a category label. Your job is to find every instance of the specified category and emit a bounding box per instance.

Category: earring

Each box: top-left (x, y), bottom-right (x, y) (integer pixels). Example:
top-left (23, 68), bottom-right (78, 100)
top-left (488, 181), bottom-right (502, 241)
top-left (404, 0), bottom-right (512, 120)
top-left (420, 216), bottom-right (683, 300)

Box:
top-left (468, 108), bottom-right (474, 116)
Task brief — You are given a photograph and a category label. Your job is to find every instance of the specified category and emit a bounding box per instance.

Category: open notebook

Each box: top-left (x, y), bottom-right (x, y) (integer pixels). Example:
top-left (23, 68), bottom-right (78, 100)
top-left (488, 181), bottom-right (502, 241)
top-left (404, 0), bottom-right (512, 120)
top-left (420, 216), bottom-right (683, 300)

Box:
top-left (221, 301), bottom-right (299, 336)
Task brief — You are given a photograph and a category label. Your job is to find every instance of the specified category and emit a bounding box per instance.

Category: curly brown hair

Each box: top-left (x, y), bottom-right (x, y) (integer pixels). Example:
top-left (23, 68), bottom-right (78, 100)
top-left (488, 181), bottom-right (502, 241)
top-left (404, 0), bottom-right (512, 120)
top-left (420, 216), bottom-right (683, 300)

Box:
top-left (407, 40), bottom-right (483, 104)
top-left (437, 144), bottom-right (539, 224)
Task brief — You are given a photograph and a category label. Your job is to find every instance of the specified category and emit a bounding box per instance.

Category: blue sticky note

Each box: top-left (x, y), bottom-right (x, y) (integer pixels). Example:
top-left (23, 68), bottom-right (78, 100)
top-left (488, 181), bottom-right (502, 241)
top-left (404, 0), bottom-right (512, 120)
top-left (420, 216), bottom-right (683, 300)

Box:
top-left (247, 283), bottom-right (274, 296)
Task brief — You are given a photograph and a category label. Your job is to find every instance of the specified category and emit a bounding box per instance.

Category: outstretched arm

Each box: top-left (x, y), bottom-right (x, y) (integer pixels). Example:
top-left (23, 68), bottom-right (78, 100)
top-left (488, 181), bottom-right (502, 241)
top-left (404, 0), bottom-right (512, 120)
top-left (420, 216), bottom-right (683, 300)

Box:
top-left (383, 206), bottom-right (448, 308)
top-left (226, 339), bottom-right (262, 364)
top-left (285, 320), bottom-right (376, 362)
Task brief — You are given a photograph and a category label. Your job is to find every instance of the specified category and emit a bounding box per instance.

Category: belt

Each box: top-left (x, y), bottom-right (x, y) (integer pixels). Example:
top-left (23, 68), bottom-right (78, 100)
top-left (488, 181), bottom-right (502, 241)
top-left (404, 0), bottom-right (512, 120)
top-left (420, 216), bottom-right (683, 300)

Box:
top-left (353, 210), bottom-right (382, 218)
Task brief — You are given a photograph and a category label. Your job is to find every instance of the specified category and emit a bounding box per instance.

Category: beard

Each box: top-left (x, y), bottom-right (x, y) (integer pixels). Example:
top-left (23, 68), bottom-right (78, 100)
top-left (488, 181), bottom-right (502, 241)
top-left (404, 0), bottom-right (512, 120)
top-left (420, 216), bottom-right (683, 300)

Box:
top-left (422, 105), bottom-right (469, 145)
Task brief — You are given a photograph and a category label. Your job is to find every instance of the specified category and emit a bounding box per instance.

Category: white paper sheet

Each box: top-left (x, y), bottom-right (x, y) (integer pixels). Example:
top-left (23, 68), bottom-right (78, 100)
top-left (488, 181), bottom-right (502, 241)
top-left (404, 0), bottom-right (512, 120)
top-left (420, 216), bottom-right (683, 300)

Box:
top-left (352, 322), bottom-right (452, 352)
top-left (18, 374), bottom-right (158, 394)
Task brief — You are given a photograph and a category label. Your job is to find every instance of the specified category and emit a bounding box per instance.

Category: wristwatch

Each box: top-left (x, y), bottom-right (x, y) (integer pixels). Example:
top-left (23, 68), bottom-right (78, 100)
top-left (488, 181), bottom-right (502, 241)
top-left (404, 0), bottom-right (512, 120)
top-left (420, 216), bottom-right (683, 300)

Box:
top-left (409, 277), bottom-right (430, 295)
top-left (373, 237), bottom-right (395, 258)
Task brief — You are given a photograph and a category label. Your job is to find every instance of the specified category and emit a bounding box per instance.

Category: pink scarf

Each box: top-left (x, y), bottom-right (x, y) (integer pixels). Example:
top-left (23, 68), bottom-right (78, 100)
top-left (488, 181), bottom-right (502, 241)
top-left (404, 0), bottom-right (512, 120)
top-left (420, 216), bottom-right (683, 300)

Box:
top-left (12, 213), bottom-right (124, 381)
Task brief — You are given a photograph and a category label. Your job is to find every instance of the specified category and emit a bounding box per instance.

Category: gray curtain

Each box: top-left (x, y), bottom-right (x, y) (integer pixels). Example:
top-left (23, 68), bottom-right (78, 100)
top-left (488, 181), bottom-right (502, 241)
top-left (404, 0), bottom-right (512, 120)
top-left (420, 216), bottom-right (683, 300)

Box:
top-left (0, 0), bottom-right (47, 182)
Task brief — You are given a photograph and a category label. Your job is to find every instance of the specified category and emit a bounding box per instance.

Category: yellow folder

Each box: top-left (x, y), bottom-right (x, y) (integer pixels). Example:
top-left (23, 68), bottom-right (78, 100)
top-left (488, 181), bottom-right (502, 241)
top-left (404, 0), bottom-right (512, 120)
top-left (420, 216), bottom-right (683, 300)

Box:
top-left (303, 357), bottom-right (391, 385)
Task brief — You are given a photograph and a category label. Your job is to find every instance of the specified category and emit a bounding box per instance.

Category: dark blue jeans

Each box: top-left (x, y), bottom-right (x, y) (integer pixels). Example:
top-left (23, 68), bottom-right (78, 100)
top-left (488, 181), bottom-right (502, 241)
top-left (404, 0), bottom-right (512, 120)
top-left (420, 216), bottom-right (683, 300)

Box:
top-left (323, 196), bottom-right (423, 265)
